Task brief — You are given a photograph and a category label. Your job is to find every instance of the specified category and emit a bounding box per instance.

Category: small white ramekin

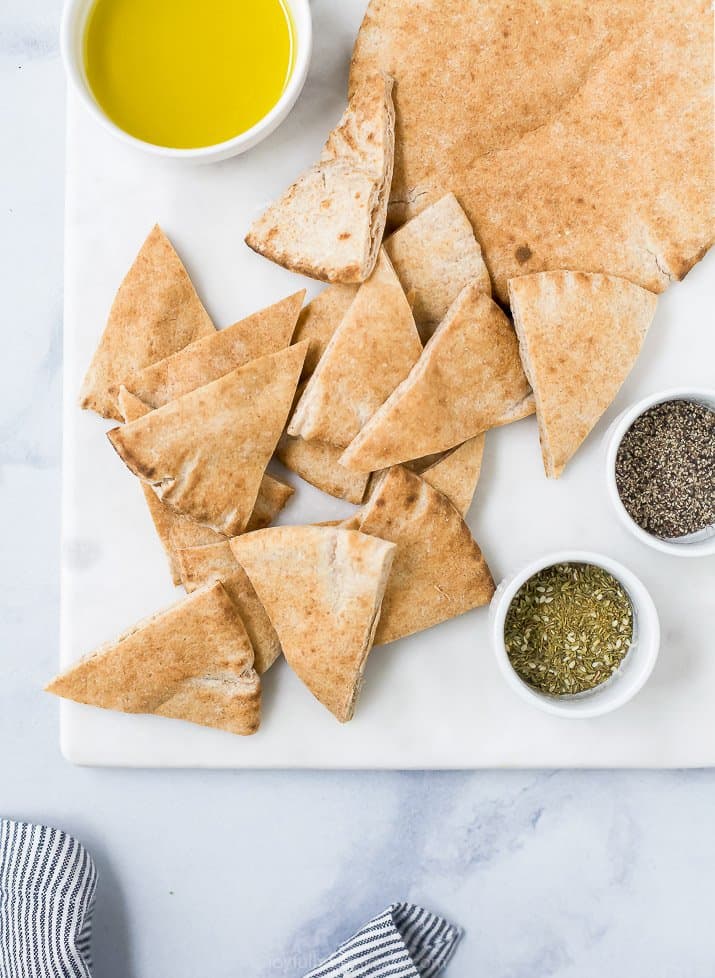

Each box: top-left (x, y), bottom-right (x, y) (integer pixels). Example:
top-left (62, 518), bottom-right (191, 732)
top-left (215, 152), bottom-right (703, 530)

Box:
top-left (60, 0), bottom-right (313, 163)
top-left (604, 388), bottom-right (715, 558)
top-left (490, 551), bottom-right (660, 719)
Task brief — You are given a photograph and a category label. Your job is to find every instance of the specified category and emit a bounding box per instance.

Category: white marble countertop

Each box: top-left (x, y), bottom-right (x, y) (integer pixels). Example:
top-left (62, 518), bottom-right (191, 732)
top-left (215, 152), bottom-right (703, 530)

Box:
top-left (1, 1), bottom-right (714, 975)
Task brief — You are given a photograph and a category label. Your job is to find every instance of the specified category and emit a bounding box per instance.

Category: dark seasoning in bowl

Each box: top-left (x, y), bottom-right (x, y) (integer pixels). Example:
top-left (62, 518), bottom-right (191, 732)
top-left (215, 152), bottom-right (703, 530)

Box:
top-left (504, 563), bottom-right (634, 697)
top-left (615, 398), bottom-right (715, 539)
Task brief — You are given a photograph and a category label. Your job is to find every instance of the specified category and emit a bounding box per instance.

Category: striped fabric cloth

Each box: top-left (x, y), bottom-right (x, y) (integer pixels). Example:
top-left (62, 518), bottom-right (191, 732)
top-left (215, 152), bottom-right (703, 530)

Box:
top-left (304, 902), bottom-right (462, 977)
top-left (0, 819), bottom-right (97, 978)
top-left (0, 819), bottom-right (461, 978)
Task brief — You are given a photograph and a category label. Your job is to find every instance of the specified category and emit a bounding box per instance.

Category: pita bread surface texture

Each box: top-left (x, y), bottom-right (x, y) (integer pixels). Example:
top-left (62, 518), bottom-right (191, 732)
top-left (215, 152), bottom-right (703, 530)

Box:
top-left (245, 73), bottom-right (395, 284)
top-left (117, 386), bottom-right (294, 579)
top-left (288, 250), bottom-right (422, 449)
top-left (352, 466), bottom-right (495, 645)
top-left (341, 283), bottom-right (531, 471)
top-left (128, 291), bottom-right (304, 408)
top-left (118, 386), bottom-right (188, 584)
top-left (46, 582), bottom-right (261, 736)
top-left (79, 225), bottom-right (215, 420)
top-left (384, 192), bottom-right (491, 336)
top-left (421, 434), bottom-right (485, 516)
top-left (231, 527), bottom-right (395, 722)
top-left (176, 542), bottom-right (281, 674)
top-left (350, 0), bottom-right (714, 302)
top-left (108, 343), bottom-right (307, 536)
top-left (276, 433), bottom-right (370, 504)
top-left (509, 270), bottom-right (658, 478)
top-left (293, 285), bottom-right (359, 376)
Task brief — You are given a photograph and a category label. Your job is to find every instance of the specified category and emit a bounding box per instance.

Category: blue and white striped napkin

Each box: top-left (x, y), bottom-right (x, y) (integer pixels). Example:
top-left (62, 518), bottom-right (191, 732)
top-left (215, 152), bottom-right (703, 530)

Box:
top-left (0, 819), bottom-right (97, 978)
top-left (0, 819), bottom-right (461, 977)
top-left (304, 902), bottom-right (462, 977)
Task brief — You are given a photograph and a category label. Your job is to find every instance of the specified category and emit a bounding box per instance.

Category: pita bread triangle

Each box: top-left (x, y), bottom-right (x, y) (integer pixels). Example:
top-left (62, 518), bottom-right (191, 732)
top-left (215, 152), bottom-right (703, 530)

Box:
top-left (508, 270), bottom-right (658, 478)
top-left (340, 282), bottom-right (531, 471)
top-left (384, 192), bottom-right (492, 337)
top-left (176, 542), bottom-right (281, 674)
top-left (245, 73), bottom-right (395, 284)
top-left (109, 342), bottom-right (307, 536)
top-left (79, 225), bottom-right (215, 420)
top-left (276, 432), bottom-right (370, 504)
top-left (292, 284), bottom-right (359, 376)
top-left (117, 388), bottom-right (294, 581)
top-left (421, 434), bottom-right (485, 516)
top-left (349, 466), bottom-right (495, 645)
top-left (288, 249), bottom-right (422, 449)
top-left (46, 582), bottom-right (261, 735)
top-left (230, 526), bottom-right (396, 722)
top-left (127, 290), bottom-right (304, 408)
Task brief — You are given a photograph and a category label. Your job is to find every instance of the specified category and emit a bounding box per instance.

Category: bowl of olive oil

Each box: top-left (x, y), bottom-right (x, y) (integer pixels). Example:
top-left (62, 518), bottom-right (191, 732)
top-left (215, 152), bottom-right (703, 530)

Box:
top-left (61, 0), bottom-right (312, 161)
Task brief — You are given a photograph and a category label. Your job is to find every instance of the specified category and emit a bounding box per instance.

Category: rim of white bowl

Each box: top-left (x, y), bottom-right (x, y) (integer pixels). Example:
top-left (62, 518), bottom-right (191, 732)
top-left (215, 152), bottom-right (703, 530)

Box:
top-left (490, 550), bottom-right (660, 719)
top-left (604, 387), bottom-right (715, 558)
top-left (60, 0), bottom-right (313, 162)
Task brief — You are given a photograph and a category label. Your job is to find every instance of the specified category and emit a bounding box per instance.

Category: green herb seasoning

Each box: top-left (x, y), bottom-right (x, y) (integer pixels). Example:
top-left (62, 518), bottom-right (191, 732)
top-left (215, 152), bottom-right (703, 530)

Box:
top-left (505, 563), bottom-right (634, 696)
top-left (615, 399), bottom-right (715, 539)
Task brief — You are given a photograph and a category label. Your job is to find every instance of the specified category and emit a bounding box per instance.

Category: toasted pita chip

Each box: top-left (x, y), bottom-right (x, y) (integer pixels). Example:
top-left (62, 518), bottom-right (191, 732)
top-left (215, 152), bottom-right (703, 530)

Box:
top-left (118, 389), bottom-right (294, 579)
top-left (288, 250), bottom-right (422, 449)
top-left (127, 291), bottom-right (304, 408)
top-left (46, 583), bottom-right (261, 735)
top-left (293, 285), bottom-right (359, 376)
top-left (421, 434), bottom-right (485, 516)
top-left (508, 270), bottom-right (658, 478)
top-left (176, 542), bottom-right (281, 674)
top-left (384, 193), bottom-right (491, 337)
top-left (276, 433), bottom-right (370, 504)
top-left (109, 344), bottom-right (307, 536)
top-left (351, 467), bottom-right (495, 644)
top-left (246, 74), bottom-right (395, 284)
top-left (341, 283), bottom-right (531, 471)
top-left (79, 226), bottom-right (215, 420)
top-left (231, 527), bottom-right (395, 722)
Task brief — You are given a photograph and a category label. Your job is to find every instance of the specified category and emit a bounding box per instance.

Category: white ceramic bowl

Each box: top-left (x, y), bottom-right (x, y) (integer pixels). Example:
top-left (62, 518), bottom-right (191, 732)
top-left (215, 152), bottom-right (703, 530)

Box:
top-left (490, 551), bottom-right (660, 719)
top-left (604, 387), bottom-right (715, 558)
top-left (60, 0), bottom-right (313, 163)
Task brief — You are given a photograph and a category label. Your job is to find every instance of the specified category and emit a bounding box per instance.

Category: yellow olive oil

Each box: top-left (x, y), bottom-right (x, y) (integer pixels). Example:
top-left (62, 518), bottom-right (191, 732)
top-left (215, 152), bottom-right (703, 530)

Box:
top-left (84, 0), bottom-right (295, 149)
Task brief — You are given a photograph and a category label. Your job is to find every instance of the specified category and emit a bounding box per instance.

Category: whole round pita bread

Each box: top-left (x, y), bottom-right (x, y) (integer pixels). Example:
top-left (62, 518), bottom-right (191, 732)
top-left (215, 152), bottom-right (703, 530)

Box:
top-left (351, 0), bottom-right (714, 302)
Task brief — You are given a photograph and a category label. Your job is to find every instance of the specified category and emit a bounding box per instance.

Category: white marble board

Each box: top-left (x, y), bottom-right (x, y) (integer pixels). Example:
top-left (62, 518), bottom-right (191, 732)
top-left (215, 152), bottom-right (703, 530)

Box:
top-left (61, 0), bottom-right (715, 768)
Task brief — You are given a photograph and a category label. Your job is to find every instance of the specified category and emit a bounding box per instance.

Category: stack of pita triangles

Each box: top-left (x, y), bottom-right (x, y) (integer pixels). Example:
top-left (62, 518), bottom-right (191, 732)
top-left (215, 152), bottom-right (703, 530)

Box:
top-left (109, 287), bottom-right (304, 581)
top-left (118, 387), bottom-right (295, 584)
top-left (231, 526), bottom-right (396, 721)
top-left (109, 342), bottom-right (307, 537)
top-left (341, 283), bottom-right (533, 472)
top-left (509, 270), bottom-right (658, 477)
top-left (246, 73), bottom-right (396, 285)
top-left (282, 193), bottom-right (495, 501)
top-left (46, 583), bottom-right (262, 736)
top-left (128, 290), bottom-right (304, 408)
top-left (288, 249), bottom-right (422, 449)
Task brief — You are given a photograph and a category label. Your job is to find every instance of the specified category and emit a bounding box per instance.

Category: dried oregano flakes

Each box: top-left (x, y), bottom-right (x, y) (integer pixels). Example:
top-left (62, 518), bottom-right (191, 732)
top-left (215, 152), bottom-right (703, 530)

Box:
top-left (504, 562), bottom-right (634, 696)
